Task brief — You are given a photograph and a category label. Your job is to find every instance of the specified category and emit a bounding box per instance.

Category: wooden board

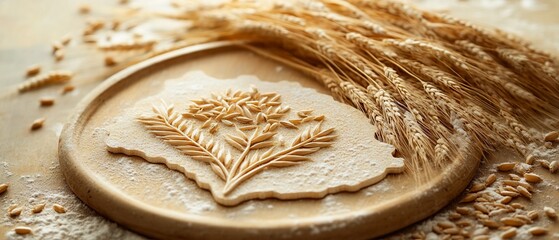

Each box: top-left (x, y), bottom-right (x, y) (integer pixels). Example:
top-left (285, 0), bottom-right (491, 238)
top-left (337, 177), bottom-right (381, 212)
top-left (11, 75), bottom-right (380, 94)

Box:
top-left (58, 42), bottom-right (481, 239)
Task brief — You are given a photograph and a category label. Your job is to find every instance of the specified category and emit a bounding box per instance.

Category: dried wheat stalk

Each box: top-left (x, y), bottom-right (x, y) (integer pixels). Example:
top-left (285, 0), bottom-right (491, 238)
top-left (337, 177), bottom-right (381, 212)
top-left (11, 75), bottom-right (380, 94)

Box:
top-left (82, 0), bottom-right (559, 178)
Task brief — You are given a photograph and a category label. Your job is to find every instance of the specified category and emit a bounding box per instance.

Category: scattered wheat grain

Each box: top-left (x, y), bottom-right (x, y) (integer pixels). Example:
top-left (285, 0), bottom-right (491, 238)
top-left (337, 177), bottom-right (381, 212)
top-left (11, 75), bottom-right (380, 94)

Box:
top-left (30, 118), bottom-right (45, 130)
top-left (528, 227), bottom-right (548, 236)
top-left (9, 207), bottom-right (22, 217)
top-left (500, 228), bottom-right (517, 239)
top-left (104, 56), bottom-right (117, 67)
top-left (40, 97), bottom-right (55, 107)
top-left (0, 183), bottom-right (7, 194)
top-left (544, 131), bottom-right (559, 141)
top-left (497, 162), bottom-right (516, 171)
top-left (544, 206), bottom-right (557, 219)
top-left (524, 173), bottom-right (542, 183)
top-left (14, 227), bottom-right (32, 235)
top-left (61, 84), bottom-right (75, 94)
top-left (550, 160), bottom-right (558, 173)
top-left (53, 204), bottom-right (66, 213)
top-left (31, 203), bottom-right (45, 214)
top-left (79, 4), bottom-right (91, 14)
top-left (26, 64), bottom-right (41, 77)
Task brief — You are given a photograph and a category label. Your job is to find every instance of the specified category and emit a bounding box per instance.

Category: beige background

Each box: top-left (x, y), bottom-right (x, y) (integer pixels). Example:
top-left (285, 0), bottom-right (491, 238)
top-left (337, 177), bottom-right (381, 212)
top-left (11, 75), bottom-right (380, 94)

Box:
top-left (1, 0), bottom-right (558, 239)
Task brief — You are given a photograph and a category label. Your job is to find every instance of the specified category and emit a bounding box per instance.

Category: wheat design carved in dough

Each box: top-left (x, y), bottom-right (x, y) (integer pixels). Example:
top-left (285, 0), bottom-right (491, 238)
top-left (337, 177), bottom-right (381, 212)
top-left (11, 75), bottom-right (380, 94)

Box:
top-left (138, 87), bottom-right (336, 195)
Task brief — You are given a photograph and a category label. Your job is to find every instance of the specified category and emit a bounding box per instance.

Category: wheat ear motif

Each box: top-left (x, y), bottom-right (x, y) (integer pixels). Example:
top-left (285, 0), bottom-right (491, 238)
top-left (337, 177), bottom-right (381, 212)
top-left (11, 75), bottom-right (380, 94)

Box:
top-left (138, 90), bottom-right (336, 195)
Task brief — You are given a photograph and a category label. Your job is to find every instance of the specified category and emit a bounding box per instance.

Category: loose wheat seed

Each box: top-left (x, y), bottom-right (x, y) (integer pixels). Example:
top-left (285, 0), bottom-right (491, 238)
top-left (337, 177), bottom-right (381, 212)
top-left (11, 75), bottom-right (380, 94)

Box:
top-left (523, 173), bottom-right (543, 183)
top-left (525, 154), bottom-right (535, 165)
top-left (516, 186), bottom-right (532, 199)
top-left (26, 64), bottom-right (41, 77)
top-left (14, 226), bottom-right (32, 235)
top-left (9, 207), bottom-right (22, 217)
top-left (53, 204), bottom-right (66, 213)
top-left (527, 210), bottom-right (539, 220)
top-left (543, 131), bottom-right (559, 141)
top-left (550, 160), bottom-right (558, 173)
top-left (0, 183), bottom-right (7, 194)
top-left (538, 159), bottom-right (550, 169)
top-left (485, 173), bottom-right (496, 186)
top-left (511, 203), bottom-right (525, 209)
top-left (104, 56), bottom-right (117, 66)
top-left (61, 34), bottom-right (72, 46)
top-left (79, 4), bottom-right (91, 14)
top-left (500, 228), bottom-right (517, 239)
top-left (544, 206), bottom-right (557, 219)
top-left (32, 203), bottom-right (45, 214)
top-left (497, 162), bottom-right (516, 171)
top-left (528, 227), bottom-right (548, 236)
top-left (499, 196), bottom-right (512, 204)
top-left (40, 97), bottom-right (55, 107)
top-left (51, 41), bottom-right (63, 53)
top-left (472, 235), bottom-right (489, 240)
top-left (500, 217), bottom-right (524, 227)
top-left (61, 85), bottom-right (75, 94)
top-left (54, 49), bottom-right (65, 62)
top-left (30, 118), bottom-right (45, 130)
top-left (469, 182), bottom-right (486, 192)
top-left (460, 193), bottom-right (478, 203)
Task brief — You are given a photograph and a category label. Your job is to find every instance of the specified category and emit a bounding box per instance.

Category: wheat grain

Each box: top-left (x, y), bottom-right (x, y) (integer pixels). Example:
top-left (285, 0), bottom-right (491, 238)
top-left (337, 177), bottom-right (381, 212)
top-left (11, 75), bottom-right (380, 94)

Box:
top-left (484, 174), bottom-right (496, 186)
top-left (79, 4), bottom-right (91, 14)
top-left (523, 173), bottom-right (542, 183)
top-left (61, 84), bottom-right (75, 94)
top-left (0, 183), bottom-right (7, 194)
top-left (9, 207), bottom-right (22, 217)
top-left (500, 228), bottom-right (517, 239)
top-left (30, 118), bottom-right (45, 131)
top-left (25, 64), bottom-right (41, 77)
top-left (528, 227), bottom-right (548, 236)
top-left (32, 203), bottom-right (45, 214)
top-left (40, 97), bottom-right (55, 107)
top-left (550, 160), bottom-right (558, 173)
top-left (53, 204), bottom-right (66, 213)
top-left (544, 206), bottom-right (557, 219)
top-left (497, 162), bottom-right (516, 172)
top-left (544, 131), bottom-right (559, 141)
top-left (14, 227), bottom-right (32, 235)
top-left (516, 186), bottom-right (532, 199)
top-left (104, 56), bottom-right (117, 67)
top-left (54, 49), bottom-right (64, 62)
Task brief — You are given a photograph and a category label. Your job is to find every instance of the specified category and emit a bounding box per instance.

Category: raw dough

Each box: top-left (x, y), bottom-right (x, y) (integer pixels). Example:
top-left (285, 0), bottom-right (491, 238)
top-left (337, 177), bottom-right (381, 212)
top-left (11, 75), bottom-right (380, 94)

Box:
top-left (105, 71), bottom-right (404, 206)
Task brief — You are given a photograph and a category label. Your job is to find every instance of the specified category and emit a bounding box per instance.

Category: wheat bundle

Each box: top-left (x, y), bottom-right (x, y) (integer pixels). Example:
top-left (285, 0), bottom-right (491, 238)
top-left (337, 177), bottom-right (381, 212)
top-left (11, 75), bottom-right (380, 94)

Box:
top-left (92, 0), bottom-right (559, 178)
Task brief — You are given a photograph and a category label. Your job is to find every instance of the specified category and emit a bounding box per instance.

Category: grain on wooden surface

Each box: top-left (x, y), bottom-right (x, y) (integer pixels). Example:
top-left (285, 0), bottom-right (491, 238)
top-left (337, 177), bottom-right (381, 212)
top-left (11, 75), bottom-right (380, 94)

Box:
top-left (500, 227), bottom-right (517, 239)
top-left (32, 203), bottom-right (46, 214)
top-left (14, 226), bottom-right (32, 235)
top-left (53, 204), bottom-right (66, 213)
top-left (104, 56), bottom-right (117, 66)
top-left (40, 97), bottom-right (55, 107)
top-left (543, 131), bottom-right (559, 141)
top-left (497, 162), bottom-right (516, 171)
top-left (30, 117), bottom-right (45, 130)
top-left (528, 226), bottom-right (548, 236)
top-left (544, 206), bottom-right (557, 219)
top-left (0, 183), bottom-right (7, 194)
top-left (78, 4), bottom-right (91, 14)
top-left (61, 85), bottom-right (75, 94)
top-left (9, 207), bottom-right (23, 217)
top-left (25, 64), bottom-right (41, 77)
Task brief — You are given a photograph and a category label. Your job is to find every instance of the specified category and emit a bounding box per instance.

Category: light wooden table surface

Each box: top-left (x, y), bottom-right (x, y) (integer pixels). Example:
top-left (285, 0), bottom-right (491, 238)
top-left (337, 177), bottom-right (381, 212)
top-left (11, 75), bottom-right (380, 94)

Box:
top-left (1, 0), bottom-right (558, 239)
